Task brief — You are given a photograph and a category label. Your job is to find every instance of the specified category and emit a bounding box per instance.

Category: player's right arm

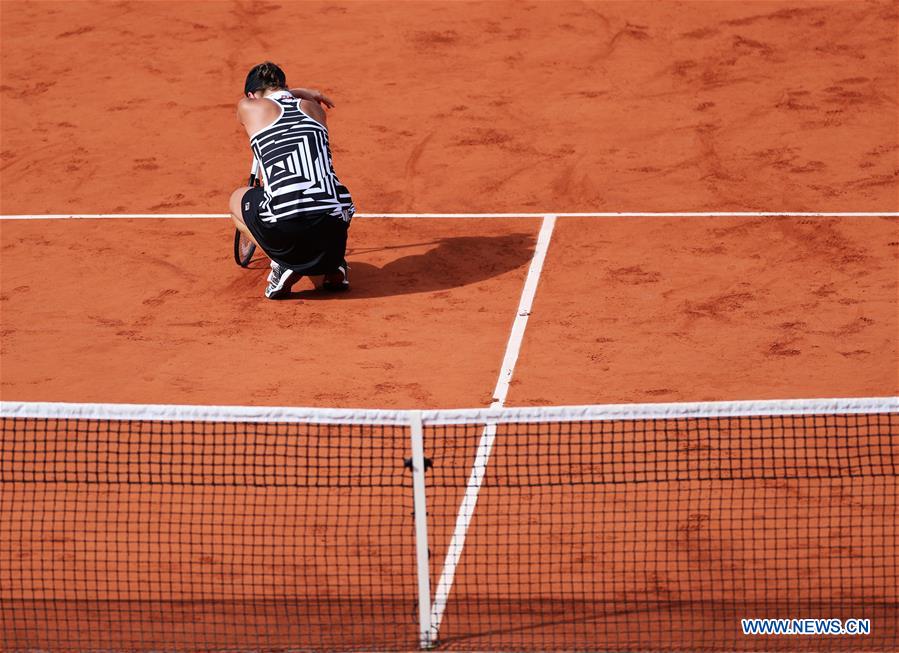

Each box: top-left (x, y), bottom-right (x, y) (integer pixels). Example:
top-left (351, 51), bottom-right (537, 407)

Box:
top-left (290, 87), bottom-right (334, 108)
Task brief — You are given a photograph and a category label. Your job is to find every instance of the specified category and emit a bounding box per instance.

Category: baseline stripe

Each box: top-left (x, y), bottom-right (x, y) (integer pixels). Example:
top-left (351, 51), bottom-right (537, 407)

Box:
top-left (0, 212), bottom-right (897, 220)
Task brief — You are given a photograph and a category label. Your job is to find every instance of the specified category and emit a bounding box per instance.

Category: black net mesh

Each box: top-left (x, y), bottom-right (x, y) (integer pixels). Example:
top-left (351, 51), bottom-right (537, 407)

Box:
top-left (424, 412), bottom-right (898, 651)
top-left (0, 417), bottom-right (417, 651)
top-left (1, 409), bottom-right (896, 652)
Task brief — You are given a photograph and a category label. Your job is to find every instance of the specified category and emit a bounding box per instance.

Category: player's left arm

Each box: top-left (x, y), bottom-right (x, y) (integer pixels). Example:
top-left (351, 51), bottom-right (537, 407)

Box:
top-left (290, 87), bottom-right (335, 108)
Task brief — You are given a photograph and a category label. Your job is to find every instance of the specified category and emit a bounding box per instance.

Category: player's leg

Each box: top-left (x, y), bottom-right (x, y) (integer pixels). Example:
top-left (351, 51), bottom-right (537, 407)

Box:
top-left (322, 214), bottom-right (350, 291)
top-left (228, 186), bottom-right (304, 299)
top-left (229, 186), bottom-right (261, 247)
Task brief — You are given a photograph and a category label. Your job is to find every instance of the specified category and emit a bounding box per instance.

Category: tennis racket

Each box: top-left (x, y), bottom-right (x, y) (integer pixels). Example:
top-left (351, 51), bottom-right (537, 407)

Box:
top-left (233, 159), bottom-right (259, 267)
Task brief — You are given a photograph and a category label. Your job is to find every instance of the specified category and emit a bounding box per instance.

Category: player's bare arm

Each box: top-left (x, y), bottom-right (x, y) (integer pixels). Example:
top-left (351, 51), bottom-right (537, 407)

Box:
top-left (289, 87), bottom-right (334, 108)
top-left (237, 88), bottom-right (331, 136)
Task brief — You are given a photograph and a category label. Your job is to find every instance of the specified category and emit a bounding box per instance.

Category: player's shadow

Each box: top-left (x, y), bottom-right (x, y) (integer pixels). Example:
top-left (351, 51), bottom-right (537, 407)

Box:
top-left (281, 233), bottom-right (535, 299)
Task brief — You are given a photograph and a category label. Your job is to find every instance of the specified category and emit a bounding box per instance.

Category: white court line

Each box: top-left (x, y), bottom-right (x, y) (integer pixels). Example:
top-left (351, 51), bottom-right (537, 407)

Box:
top-left (0, 212), bottom-right (897, 220)
top-left (489, 215), bottom-right (558, 407)
top-left (428, 215), bottom-right (557, 639)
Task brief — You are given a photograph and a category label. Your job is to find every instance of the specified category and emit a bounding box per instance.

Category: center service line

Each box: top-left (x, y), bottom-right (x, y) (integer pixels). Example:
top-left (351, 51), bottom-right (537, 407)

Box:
top-left (428, 215), bottom-right (557, 638)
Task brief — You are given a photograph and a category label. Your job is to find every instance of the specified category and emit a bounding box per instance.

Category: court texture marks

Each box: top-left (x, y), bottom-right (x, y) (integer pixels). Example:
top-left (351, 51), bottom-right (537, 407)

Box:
top-left (2, 1), bottom-right (896, 408)
top-left (1, 2), bottom-right (897, 652)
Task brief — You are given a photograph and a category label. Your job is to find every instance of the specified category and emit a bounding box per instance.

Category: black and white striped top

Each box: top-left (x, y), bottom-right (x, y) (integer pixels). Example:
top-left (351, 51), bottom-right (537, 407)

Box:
top-left (249, 91), bottom-right (354, 223)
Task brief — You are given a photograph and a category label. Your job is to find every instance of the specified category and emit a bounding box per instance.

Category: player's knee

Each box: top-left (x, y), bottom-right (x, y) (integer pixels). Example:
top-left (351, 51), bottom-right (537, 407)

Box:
top-left (229, 187), bottom-right (248, 221)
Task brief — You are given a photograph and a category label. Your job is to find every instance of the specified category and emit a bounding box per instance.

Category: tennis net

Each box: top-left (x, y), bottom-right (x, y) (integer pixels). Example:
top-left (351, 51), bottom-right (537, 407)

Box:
top-left (1, 397), bottom-right (896, 652)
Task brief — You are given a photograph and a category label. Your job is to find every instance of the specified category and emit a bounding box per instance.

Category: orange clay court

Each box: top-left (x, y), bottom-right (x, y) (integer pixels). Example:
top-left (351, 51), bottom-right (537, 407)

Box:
top-left (0, 1), bottom-right (897, 652)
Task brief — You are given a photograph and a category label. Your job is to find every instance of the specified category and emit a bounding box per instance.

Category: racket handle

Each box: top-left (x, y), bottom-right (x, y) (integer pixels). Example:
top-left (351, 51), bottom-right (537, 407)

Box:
top-left (248, 158), bottom-right (260, 187)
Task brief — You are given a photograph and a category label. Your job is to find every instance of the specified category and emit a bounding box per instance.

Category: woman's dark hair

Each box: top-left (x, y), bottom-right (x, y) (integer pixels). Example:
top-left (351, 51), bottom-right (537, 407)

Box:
top-left (244, 62), bottom-right (287, 95)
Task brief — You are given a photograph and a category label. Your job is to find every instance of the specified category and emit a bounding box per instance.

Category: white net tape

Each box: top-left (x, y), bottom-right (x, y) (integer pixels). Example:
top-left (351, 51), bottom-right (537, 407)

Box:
top-left (2, 396), bottom-right (896, 426)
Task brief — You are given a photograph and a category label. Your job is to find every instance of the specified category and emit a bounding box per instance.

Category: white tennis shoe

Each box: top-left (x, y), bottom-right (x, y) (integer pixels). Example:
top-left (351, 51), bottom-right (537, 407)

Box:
top-left (322, 262), bottom-right (349, 291)
top-left (265, 261), bottom-right (301, 299)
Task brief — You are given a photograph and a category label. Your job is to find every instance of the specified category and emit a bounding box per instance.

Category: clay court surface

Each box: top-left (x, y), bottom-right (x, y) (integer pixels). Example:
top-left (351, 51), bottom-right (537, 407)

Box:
top-left (1, 214), bottom-right (896, 406)
top-left (1, 0), bottom-right (897, 406)
top-left (0, 1), bottom-right (898, 652)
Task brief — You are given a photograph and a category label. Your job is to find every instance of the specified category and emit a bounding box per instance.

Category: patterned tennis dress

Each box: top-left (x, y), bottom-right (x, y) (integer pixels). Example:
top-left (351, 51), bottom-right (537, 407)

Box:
top-left (249, 90), bottom-right (354, 222)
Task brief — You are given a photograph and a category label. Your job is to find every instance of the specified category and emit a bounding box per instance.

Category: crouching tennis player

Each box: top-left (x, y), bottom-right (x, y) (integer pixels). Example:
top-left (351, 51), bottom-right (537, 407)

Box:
top-left (229, 62), bottom-right (354, 299)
